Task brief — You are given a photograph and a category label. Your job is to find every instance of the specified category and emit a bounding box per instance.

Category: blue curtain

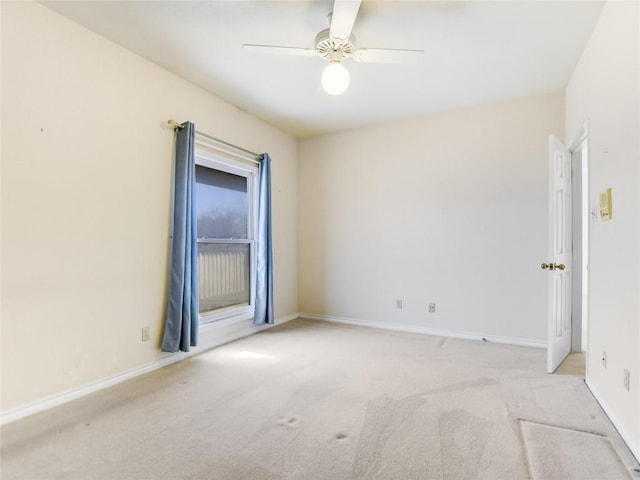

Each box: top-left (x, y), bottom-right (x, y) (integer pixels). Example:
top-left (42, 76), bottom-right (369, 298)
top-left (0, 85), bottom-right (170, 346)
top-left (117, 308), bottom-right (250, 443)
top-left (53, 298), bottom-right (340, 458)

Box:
top-left (161, 122), bottom-right (199, 352)
top-left (254, 153), bottom-right (274, 326)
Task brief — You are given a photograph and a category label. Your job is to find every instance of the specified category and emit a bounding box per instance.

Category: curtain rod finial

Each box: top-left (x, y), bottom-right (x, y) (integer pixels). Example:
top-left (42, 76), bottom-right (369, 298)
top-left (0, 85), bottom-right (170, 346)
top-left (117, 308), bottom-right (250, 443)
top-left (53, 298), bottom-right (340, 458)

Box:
top-left (168, 119), bottom-right (185, 130)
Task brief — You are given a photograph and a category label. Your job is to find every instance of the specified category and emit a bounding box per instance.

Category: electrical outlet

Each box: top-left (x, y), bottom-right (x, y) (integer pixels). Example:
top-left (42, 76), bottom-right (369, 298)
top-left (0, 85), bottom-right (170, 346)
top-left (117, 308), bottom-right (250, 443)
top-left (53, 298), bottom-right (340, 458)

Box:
top-left (141, 326), bottom-right (150, 342)
top-left (396, 299), bottom-right (403, 309)
top-left (428, 303), bottom-right (436, 313)
top-left (602, 351), bottom-right (607, 369)
top-left (623, 369), bottom-right (630, 392)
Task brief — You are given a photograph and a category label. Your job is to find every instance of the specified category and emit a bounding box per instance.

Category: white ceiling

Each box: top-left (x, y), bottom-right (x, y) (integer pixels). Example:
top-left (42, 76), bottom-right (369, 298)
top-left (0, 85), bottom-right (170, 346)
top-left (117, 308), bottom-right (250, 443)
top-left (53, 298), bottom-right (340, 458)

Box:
top-left (41, 1), bottom-right (604, 138)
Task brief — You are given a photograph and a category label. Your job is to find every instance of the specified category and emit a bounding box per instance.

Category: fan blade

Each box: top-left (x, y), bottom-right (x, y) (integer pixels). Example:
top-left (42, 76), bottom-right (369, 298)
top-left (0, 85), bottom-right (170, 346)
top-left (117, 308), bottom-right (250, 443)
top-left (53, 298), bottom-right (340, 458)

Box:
top-left (243, 44), bottom-right (317, 57)
top-left (353, 48), bottom-right (424, 64)
top-left (330, 0), bottom-right (362, 43)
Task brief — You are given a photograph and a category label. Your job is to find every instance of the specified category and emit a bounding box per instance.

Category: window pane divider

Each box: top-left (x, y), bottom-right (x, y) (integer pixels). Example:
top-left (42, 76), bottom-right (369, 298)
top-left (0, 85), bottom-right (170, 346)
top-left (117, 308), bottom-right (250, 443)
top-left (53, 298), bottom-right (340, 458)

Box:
top-left (197, 238), bottom-right (252, 244)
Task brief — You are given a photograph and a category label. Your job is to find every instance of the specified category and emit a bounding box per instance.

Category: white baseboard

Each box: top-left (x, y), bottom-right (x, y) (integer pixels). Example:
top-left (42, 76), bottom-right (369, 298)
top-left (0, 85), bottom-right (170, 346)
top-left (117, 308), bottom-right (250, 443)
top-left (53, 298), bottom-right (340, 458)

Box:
top-left (300, 312), bottom-right (546, 349)
top-left (585, 376), bottom-right (640, 463)
top-left (0, 313), bottom-right (299, 426)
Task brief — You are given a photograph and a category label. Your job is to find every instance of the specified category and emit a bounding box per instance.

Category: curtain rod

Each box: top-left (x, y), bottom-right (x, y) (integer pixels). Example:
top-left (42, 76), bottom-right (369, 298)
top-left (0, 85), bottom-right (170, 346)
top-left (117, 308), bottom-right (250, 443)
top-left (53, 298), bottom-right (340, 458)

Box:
top-left (167, 120), bottom-right (261, 160)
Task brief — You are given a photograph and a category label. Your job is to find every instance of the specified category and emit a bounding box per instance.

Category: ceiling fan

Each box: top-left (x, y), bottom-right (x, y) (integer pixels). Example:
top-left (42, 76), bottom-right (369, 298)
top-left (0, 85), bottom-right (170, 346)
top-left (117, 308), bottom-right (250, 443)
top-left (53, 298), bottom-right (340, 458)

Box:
top-left (243, 0), bottom-right (424, 95)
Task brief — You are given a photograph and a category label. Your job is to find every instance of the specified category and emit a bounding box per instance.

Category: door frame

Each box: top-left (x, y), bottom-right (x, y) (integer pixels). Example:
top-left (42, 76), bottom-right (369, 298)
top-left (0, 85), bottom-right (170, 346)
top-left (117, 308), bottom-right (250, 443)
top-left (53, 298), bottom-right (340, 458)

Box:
top-left (568, 121), bottom-right (590, 360)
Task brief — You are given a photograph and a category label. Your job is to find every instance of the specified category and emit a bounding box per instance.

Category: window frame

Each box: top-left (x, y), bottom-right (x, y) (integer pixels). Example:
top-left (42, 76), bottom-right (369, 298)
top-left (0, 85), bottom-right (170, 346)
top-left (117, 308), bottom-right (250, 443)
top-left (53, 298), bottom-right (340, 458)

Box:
top-left (194, 146), bottom-right (259, 325)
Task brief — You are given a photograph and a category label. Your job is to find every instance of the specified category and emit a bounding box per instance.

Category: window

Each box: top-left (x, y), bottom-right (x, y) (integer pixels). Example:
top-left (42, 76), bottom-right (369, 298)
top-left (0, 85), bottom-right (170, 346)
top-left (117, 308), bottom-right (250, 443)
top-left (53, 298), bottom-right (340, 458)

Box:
top-left (195, 145), bottom-right (258, 323)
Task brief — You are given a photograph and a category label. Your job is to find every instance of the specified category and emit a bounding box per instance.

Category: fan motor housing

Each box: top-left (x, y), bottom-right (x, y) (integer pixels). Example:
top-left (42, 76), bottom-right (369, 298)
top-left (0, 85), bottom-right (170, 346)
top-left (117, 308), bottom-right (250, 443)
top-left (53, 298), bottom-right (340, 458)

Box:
top-left (315, 29), bottom-right (356, 61)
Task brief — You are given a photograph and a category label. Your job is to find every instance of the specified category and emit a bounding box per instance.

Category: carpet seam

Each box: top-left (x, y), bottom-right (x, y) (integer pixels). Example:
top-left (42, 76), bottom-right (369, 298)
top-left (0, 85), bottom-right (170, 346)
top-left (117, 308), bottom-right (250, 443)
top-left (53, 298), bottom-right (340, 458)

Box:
top-left (518, 417), bottom-right (607, 438)
top-left (516, 418), bottom-right (534, 480)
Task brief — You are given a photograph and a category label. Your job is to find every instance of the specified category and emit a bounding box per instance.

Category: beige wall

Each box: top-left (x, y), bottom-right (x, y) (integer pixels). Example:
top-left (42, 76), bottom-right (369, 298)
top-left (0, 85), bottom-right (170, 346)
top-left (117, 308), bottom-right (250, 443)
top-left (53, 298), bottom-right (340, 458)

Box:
top-left (298, 93), bottom-right (564, 344)
top-left (1, 2), bottom-right (298, 412)
top-left (566, 1), bottom-right (639, 459)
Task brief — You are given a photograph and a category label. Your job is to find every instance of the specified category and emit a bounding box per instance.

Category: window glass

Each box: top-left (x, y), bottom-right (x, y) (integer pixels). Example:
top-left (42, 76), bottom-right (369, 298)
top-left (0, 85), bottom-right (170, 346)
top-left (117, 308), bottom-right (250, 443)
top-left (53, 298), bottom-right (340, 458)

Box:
top-left (194, 159), bottom-right (255, 319)
top-left (195, 165), bottom-right (248, 240)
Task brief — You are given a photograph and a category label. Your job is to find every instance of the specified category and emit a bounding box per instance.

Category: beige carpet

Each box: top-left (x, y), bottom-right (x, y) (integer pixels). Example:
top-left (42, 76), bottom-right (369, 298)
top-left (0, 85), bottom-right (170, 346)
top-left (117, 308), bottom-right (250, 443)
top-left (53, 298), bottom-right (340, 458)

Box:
top-left (1, 318), bottom-right (638, 479)
top-left (520, 420), bottom-right (629, 479)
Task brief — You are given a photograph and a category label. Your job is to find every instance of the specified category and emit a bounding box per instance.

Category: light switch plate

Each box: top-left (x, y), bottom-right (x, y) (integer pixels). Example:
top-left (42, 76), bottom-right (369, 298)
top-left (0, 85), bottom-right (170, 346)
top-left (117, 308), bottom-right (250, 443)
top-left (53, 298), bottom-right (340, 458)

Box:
top-left (599, 187), bottom-right (612, 220)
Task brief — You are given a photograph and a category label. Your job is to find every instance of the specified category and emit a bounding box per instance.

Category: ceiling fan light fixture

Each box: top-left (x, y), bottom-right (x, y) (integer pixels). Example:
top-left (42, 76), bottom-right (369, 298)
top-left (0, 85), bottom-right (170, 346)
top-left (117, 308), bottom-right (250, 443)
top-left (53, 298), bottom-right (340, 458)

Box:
top-left (321, 61), bottom-right (350, 95)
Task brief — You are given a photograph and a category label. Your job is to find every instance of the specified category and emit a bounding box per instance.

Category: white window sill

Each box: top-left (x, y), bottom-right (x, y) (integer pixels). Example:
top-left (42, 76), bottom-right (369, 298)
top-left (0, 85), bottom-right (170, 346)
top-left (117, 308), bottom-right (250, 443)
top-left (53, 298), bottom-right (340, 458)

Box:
top-left (199, 308), bottom-right (255, 331)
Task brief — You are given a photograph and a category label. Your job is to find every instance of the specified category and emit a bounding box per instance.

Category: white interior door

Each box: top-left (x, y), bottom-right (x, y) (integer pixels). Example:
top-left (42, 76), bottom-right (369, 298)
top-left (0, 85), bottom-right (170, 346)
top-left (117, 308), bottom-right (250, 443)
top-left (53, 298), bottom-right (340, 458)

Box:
top-left (545, 135), bottom-right (572, 373)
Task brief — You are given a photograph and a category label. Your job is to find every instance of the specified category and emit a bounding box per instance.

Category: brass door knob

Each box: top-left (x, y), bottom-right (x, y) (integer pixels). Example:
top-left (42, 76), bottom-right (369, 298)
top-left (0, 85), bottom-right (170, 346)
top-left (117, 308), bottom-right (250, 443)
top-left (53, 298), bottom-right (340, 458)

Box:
top-left (555, 263), bottom-right (566, 271)
top-left (541, 263), bottom-right (550, 270)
